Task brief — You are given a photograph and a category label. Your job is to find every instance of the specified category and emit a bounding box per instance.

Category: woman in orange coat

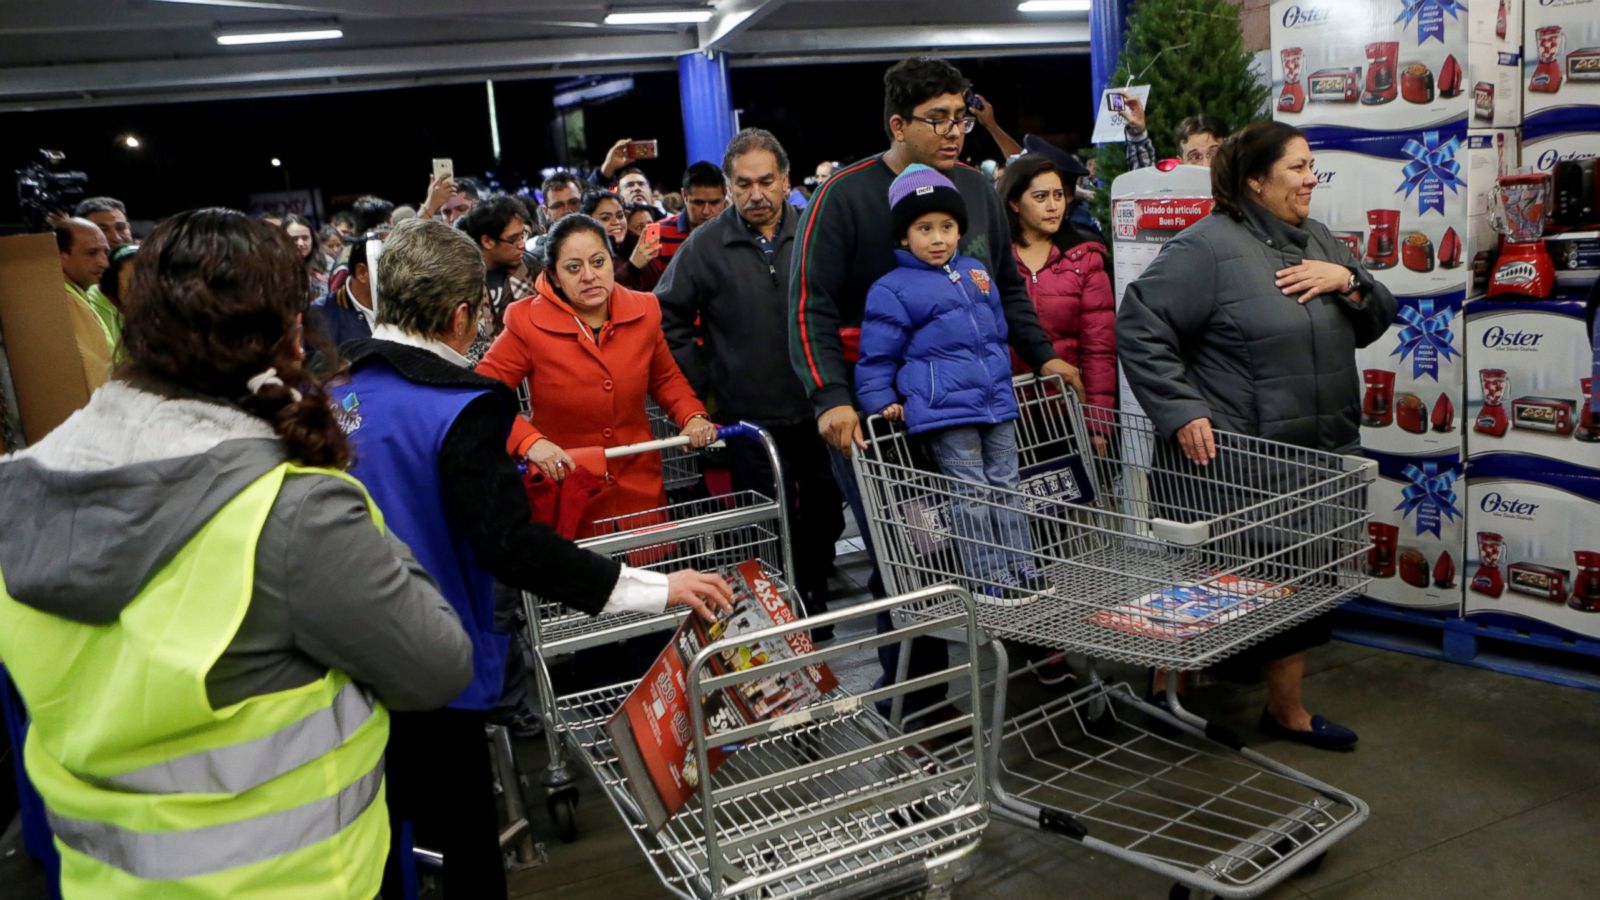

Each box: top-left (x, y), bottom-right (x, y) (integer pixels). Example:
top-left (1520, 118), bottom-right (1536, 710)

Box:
top-left (477, 214), bottom-right (716, 535)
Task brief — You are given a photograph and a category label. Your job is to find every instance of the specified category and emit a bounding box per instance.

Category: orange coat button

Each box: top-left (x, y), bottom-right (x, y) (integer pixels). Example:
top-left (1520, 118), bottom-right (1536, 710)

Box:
top-left (602, 427), bottom-right (614, 439)
top-left (602, 379), bottom-right (614, 391)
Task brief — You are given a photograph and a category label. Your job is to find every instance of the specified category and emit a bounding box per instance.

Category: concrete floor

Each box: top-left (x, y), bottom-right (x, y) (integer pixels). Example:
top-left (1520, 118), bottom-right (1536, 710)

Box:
top-left (4, 549), bottom-right (1600, 899)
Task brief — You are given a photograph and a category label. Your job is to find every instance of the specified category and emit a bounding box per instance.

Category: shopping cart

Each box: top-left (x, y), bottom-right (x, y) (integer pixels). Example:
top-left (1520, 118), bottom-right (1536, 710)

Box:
top-left (522, 424), bottom-right (992, 898)
top-left (853, 375), bottom-right (1374, 899)
top-left (648, 399), bottom-right (708, 494)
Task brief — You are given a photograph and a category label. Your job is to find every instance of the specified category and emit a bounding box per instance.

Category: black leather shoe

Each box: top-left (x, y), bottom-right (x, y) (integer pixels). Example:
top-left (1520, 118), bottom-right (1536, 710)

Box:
top-left (1259, 708), bottom-right (1358, 751)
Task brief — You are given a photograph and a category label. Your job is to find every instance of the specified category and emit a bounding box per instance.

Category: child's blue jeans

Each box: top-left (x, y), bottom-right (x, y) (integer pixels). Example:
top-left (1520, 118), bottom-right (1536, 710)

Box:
top-left (924, 421), bottom-right (1034, 588)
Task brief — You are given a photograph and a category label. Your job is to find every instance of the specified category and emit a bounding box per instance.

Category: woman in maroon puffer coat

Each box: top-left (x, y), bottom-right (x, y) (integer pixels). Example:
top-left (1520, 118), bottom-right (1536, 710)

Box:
top-left (999, 154), bottom-right (1116, 449)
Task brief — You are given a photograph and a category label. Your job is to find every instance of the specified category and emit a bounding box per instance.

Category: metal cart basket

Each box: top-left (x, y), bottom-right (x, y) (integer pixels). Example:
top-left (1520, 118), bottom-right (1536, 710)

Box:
top-left (853, 376), bottom-right (1374, 898)
top-left (523, 424), bottom-right (991, 899)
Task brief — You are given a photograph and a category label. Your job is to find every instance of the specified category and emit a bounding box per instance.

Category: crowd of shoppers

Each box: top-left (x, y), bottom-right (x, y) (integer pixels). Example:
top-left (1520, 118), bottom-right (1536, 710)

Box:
top-left (0, 50), bottom-right (1403, 899)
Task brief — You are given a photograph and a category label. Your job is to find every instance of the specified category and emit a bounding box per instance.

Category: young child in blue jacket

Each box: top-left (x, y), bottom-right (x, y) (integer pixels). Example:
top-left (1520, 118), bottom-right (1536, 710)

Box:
top-left (856, 164), bottom-right (1046, 605)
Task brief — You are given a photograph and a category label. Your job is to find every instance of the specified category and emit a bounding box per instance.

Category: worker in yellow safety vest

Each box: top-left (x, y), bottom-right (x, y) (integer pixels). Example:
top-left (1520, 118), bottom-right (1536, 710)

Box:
top-left (0, 208), bottom-right (473, 898)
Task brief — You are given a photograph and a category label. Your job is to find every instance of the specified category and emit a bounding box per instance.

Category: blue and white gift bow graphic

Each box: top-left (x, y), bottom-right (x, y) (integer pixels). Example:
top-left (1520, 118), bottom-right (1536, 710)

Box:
top-left (1396, 462), bottom-right (1460, 538)
top-left (1391, 299), bottom-right (1458, 380)
top-left (1397, 131), bottom-right (1465, 215)
top-left (1395, 0), bottom-right (1467, 44)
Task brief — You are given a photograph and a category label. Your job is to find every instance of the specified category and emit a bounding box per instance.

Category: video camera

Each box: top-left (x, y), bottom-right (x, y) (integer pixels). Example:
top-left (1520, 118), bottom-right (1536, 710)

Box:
top-left (16, 149), bottom-right (89, 233)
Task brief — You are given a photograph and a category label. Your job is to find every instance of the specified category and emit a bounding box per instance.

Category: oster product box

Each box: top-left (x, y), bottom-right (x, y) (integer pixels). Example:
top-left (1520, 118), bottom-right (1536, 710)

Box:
top-left (1523, 0), bottom-right (1600, 132)
top-left (1271, 0), bottom-right (1521, 133)
top-left (1308, 124), bottom-right (1492, 298)
top-left (1357, 291), bottom-right (1466, 455)
top-left (1363, 449), bottom-right (1466, 609)
top-left (1464, 460), bottom-right (1600, 638)
top-left (1463, 295), bottom-right (1600, 473)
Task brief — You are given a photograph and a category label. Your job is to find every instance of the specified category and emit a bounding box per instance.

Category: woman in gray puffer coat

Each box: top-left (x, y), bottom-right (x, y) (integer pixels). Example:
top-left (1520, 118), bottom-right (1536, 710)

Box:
top-left (1118, 121), bottom-right (1398, 752)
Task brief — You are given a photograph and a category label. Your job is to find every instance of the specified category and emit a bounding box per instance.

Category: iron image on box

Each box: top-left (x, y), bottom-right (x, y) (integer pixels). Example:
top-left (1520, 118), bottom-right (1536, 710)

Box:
top-left (1357, 291), bottom-right (1466, 455)
top-left (1362, 449), bottom-right (1466, 609)
top-left (1464, 294), bottom-right (1600, 473)
top-left (1271, 0), bottom-right (1521, 135)
top-left (1464, 459), bottom-right (1600, 638)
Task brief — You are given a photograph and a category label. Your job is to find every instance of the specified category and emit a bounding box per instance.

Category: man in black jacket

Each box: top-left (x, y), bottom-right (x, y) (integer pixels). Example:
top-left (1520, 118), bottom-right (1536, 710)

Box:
top-left (787, 57), bottom-right (1083, 715)
top-left (658, 128), bottom-right (846, 640)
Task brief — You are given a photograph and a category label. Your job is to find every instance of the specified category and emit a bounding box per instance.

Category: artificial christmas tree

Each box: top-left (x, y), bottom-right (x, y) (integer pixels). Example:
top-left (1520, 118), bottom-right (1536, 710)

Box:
top-left (1090, 0), bottom-right (1268, 232)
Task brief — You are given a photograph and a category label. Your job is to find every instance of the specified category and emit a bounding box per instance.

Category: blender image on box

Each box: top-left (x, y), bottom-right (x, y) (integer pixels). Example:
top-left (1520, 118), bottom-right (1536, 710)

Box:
top-left (1474, 369), bottom-right (1508, 437)
top-left (1279, 47), bottom-right (1306, 113)
top-left (1487, 173), bottom-right (1555, 299)
top-left (1531, 25), bottom-right (1564, 93)
top-left (1470, 531), bottom-right (1505, 598)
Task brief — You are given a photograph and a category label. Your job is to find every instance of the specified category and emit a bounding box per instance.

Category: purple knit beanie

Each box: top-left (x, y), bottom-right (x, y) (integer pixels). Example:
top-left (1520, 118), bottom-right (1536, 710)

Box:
top-left (887, 163), bottom-right (968, 240)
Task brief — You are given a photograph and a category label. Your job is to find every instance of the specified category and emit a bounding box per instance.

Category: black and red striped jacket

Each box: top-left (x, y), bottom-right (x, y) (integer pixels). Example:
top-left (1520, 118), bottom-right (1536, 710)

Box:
top-left (787, 154), bottom-right (1056, 416)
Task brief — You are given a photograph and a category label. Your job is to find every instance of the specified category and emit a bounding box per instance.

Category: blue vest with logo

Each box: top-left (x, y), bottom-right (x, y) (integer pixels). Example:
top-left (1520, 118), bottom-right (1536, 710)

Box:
top-left (331, 360), bottom-right (507, 710)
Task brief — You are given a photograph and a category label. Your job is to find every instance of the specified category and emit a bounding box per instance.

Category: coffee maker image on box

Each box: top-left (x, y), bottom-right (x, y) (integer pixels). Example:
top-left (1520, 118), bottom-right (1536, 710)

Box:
top-left (1362, 42), bottom-right (1399, 105)
top-left (1366, 210), bottom-right (1400, 269)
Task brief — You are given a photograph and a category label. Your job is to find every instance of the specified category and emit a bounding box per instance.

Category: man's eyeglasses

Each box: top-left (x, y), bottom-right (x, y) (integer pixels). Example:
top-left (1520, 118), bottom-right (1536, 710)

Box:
top-left (492, 231), bottom-right (528, 246)
top-left (907, 114), bottom-right (977, 136)
top-left (545, 198), bottom-right (582, 213)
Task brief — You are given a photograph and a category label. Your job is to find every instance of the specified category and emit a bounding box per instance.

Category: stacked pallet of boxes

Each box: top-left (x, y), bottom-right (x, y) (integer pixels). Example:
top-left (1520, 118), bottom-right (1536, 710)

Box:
top-left (1271, 0), bottom-right (1520, 610)
top-left (1463, 0), bottom-right (1600, 637)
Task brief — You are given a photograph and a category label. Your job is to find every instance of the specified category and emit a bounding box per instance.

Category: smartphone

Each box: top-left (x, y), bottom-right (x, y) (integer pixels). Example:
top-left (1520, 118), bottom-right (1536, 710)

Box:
top-left (432, 157), bottom-right (454, 180)
top-left (642, 221), bottom-right (662, 245)
top-left (967, 90), bottom-right (985, 112)
top-left (1106, 92), bottom-right (1126, 113)
top-left (625, 140), bottom-right (659, 161)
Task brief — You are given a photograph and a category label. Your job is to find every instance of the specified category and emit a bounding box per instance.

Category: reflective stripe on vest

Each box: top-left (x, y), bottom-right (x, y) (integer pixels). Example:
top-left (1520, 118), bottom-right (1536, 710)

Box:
top-left (49, 755), bottom-right (384, 882)
top-left (96, 679), bottom-right (376, 795)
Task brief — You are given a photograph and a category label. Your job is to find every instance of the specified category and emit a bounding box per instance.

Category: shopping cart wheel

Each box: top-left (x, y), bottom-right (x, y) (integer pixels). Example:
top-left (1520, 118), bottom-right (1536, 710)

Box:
top-left (547, 787), bottom-right (579, 843)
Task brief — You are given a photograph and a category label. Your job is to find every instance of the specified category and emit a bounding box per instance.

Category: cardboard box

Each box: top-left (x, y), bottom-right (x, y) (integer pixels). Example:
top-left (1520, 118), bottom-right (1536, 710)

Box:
top-left (1270, 0), bottom-right (1521, 133)
top-left (1463, 295), bottom-right (1600, 473)
top-left (0, 233), bottom-right (107, 444)
top-left (1357, 291), bottom-right (1466, 455)
top-left (1362, 448), bottom-right (1466, 609)
top-left (1522, 0), bottom-right (1600, 132)
top-left (1464, 460), bottom-right (1600, 638)
top-left (1307, 124), bottom-right (1510, 298)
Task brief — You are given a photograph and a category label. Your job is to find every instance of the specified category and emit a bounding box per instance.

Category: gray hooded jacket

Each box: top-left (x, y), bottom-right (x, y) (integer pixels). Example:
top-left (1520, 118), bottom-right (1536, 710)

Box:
top-left (1118, 203), bottom-right (1398, 453)
top-left (0, 381), bottom-right (472, 711)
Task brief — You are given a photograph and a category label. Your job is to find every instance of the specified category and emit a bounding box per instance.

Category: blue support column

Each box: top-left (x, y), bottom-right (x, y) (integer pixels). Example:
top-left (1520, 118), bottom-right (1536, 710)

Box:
top-left (1090, 0), bottom-right (1133, 119)
top-left (678, 51), bottom-right (736, 167)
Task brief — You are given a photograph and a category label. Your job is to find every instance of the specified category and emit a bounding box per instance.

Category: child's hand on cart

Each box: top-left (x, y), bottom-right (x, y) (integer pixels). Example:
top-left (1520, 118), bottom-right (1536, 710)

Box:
top-left (666, 568), bottom-right (736, 622)
top-left (880, 403), bottom-right (904, 422)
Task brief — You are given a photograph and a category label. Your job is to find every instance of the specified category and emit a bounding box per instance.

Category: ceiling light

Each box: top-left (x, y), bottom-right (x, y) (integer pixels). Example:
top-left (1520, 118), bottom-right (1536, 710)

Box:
top-left (121, 135), bottom-right (141, 149)
top-left (1017, 1), bottom-right (1093, 12)
top-left (270, 158), bottom-right (282, 167)
top-left (215, 27), bottom-right (344, 46)
top-left (604, 8), bottom-right (714, 25)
